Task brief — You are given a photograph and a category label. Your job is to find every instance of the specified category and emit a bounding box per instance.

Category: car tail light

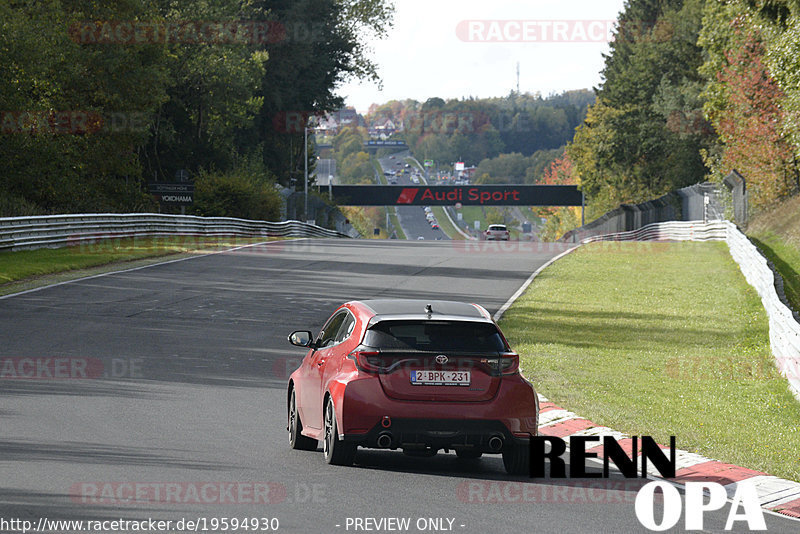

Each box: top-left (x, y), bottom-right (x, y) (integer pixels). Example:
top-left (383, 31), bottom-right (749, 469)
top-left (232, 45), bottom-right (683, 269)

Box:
top-left (481, 352), bottom-right (519, 375)
top-left (347, 350), bottom-right (382, 373)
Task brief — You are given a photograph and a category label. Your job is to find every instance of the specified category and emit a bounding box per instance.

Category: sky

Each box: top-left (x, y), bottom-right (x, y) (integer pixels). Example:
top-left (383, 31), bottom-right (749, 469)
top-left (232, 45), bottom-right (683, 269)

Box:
top-left (339, 0), bottom-right (629, 113)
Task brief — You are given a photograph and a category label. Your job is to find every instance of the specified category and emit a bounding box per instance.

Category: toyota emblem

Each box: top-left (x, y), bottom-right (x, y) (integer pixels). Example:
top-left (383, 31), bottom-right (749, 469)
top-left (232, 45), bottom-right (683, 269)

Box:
top-left (435, 354), bottom-right (448, 364)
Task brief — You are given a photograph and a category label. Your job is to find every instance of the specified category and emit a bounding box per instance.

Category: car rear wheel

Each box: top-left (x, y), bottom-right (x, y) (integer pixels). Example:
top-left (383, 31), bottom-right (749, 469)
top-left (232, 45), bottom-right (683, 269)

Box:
top-left (289, 389), bottom-right (317, 451)
top-left (502, 443), bottom-right (529, 475)
top-left (323, 399), bottom-right (356, 466)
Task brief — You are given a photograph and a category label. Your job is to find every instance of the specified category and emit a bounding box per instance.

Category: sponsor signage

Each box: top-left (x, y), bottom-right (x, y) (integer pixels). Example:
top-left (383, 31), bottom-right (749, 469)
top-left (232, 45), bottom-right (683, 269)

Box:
top-left (364, 140), bottom-right (408, 147)
top-left (148, 182), bottom-right (194, 205)
top-left (329, 185), bottom-right (582, 206)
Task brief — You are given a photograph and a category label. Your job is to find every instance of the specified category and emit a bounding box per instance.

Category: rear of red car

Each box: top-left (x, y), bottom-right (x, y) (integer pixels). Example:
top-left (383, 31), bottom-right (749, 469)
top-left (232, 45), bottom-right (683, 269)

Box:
top-left (336, 302), bottom-right (538, 473)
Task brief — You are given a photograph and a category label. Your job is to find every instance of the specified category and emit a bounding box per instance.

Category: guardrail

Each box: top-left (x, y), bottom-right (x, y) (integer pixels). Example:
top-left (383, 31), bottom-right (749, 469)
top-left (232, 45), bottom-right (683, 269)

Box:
top-left (581, 220), bottom-right (728, 243)
top-left (580, 220), bottom-right (800, 400)
top-left (0, 213), bottom-right (351, 251)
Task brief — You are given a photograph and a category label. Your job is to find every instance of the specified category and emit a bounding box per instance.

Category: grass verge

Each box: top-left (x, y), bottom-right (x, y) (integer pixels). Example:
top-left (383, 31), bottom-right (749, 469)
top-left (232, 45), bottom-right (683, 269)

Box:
top-left (747, 193), bottom-right (800, 312)
top-left (388, 208), bottom-right (406, 240)
top-left (499, 241), bottom-right (800, 482)
top-left (432, 207), bottom-right (464, 240)
top-left (748, 231), bottom-right (800, 313)
top-left (0, 236), bottom-right (272, 287)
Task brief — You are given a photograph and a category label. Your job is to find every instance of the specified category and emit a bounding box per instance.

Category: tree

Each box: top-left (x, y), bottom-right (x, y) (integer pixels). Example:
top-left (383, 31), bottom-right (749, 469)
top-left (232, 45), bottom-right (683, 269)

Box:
top-left (568, 0), bottom-right (713, 215)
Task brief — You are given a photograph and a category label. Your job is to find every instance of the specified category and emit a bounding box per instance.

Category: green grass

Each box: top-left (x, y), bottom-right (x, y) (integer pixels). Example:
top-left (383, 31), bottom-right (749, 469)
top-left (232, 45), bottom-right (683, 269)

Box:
top-left (458, 206), bottom-right (487, 232)
top-left (748, 231), bottom-right (800, 312)
top-left (0, 236), bottom-right (271, 285)
top-left (746, 194), bottom-right (800, 313)
top-left (431, 207), bottom-right (464, 240)
top-left (499, 241), bottom-right (800, 481)
top-left (388, 208), bottom-right (406, 240)
top-left (372, 157), bottom-right (385, 184)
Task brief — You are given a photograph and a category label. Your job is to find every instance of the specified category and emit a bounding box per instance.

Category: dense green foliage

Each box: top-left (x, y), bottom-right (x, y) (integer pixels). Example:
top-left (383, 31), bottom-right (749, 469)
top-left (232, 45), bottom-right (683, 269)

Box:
top-left (473, 148), bottom-right (564, 185)
top-left (0, 0), bottom-right (393, 217)
top-left (567, 0), bottom-right (716, 214)
top-left (192, 168), bottom-right (282, 221)
top-left (565, 0), bottom-right (800, 220)
top-left (367, 91), bottom-right (594, 169)
top-left (331, 126), bottom-right (374, 184)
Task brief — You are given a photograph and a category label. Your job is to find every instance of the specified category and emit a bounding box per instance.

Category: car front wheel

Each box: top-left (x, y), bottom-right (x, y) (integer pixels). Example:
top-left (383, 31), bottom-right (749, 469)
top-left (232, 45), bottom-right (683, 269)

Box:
top-left (323, 398), bottom-right (356, 465)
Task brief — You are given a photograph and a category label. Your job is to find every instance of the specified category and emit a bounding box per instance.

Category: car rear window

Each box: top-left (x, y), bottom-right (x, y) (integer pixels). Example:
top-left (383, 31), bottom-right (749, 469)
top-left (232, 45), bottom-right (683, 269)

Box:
top-left (488, 225), bottom-right (507, 231)
top-left (362, 321), bottom-right (506, 352)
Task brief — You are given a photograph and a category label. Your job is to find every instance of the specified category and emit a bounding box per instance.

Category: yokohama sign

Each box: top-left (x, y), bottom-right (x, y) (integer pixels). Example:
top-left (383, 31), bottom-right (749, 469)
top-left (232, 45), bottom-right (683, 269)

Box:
top-left (329, 185), bottom-right (582, 206)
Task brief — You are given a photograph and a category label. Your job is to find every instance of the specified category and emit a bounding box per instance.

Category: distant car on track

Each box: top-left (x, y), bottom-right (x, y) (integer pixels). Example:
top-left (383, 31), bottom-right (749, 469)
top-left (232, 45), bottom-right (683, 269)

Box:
top-left (286, 299), bottom-right (538, 473)
top-left (484, 224), bottom-right (510, 241)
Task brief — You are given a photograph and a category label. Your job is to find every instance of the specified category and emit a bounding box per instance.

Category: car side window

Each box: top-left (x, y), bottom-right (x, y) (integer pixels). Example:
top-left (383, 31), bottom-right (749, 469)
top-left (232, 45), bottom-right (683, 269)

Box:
top-left (317, 311), bottom-right (347, 349)
top-left (334, 312), bottom-right (356, 344)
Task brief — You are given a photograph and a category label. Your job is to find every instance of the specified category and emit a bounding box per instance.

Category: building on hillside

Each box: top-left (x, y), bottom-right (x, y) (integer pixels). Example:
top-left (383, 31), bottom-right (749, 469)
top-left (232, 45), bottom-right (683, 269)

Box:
top-left (368, 118), bottom-right (398, 139)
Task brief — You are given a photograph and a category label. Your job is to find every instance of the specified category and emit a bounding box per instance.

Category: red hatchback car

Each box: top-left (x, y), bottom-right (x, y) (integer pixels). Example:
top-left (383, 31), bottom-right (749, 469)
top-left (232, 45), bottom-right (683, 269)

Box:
top-left (286, 299), bottom-right (539, 474)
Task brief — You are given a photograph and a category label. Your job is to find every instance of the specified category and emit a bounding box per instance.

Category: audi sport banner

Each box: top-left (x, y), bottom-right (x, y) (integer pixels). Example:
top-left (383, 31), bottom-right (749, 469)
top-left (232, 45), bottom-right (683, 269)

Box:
top-left (328, 185), bottom-right (583, 206)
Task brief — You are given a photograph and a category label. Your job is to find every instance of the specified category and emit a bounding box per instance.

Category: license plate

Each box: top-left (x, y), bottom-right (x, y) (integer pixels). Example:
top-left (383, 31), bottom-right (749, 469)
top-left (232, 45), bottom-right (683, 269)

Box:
top-left (410, 370), bottom-right (470, 386)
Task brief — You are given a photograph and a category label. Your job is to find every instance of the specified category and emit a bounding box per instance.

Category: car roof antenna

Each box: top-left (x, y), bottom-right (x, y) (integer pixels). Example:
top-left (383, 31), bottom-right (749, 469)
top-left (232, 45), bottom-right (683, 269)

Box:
top-left (425, 304), bottom-right (433, 316)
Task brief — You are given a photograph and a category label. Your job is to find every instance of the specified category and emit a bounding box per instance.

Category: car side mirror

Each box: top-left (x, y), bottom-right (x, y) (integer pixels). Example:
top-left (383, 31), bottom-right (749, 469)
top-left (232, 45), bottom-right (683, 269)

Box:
top-left (288, 330), bottom-right (314, 348)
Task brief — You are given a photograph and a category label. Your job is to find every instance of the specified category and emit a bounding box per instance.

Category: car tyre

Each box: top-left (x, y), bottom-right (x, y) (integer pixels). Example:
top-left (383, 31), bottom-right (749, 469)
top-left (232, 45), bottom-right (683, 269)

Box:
top-left (502, 443), bottom-right (529, 475)
top-left (289, 389), bottom-right (318, 451)
top-left (323, 398), bottom-right (356, 466)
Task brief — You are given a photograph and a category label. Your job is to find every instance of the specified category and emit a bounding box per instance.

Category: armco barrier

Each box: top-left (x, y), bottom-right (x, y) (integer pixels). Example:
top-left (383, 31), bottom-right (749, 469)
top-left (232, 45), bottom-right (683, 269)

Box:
top-left (580, 220), bottom-right (800, 400)
top-left (0, 213), bottom-right (351, 251)
top-left (560, 182), bottom-right (723, 243)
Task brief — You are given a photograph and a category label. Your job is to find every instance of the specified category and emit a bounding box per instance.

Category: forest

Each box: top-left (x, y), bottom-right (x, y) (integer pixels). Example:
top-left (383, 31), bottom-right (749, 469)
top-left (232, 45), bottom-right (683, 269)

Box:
top-left (0, 0), bottom-right (393, 219)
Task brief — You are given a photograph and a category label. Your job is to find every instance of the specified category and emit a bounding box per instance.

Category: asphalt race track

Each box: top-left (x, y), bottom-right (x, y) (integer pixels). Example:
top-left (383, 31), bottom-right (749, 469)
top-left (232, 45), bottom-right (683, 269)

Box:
top-left (376, 155), bottom-right (448, 241)
top-left (1, 239), bottom-right (798, 533)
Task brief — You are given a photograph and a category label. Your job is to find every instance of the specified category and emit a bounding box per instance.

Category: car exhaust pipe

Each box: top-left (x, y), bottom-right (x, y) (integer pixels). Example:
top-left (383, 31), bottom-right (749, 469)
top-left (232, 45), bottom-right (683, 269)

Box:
top-left (376, 432), bottom-right (393, 448)
top-left (488, 435), bottom-right (504, 451)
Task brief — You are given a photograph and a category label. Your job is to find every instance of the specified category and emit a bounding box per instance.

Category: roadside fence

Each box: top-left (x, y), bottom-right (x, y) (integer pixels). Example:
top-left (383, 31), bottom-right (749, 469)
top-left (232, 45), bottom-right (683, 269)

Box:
top-left (0, 213), bottom-right (350, 251)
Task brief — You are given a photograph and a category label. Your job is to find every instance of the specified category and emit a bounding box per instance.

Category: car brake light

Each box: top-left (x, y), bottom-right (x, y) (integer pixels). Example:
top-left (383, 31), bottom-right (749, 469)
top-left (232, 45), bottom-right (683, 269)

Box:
top-left (480, 352), bottom-right (519, 375)
top-left (347, 350), bottom-right (382, 373)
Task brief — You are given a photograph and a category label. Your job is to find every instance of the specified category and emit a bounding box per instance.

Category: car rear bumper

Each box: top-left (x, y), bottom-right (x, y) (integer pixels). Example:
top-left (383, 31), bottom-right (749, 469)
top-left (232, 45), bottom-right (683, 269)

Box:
top-left (339, 375), bottom-right (538, 450)
top-left (344, 417), bottom-right (531, 452)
